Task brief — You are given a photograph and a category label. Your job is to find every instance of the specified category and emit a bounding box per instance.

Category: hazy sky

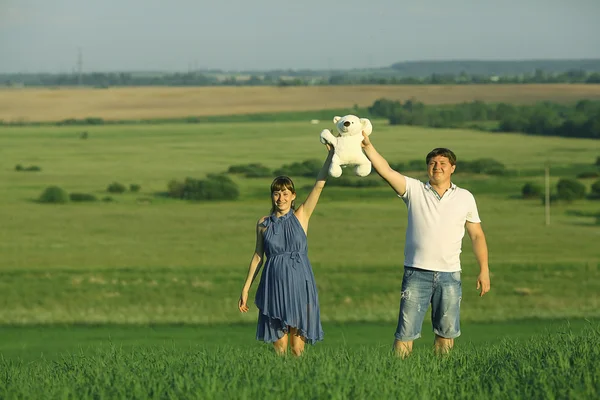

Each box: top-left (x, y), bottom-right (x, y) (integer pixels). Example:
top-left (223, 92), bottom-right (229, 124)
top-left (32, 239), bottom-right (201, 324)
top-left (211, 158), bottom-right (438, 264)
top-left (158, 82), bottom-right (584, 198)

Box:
top-left (1, 0), bottom-right (599, 73)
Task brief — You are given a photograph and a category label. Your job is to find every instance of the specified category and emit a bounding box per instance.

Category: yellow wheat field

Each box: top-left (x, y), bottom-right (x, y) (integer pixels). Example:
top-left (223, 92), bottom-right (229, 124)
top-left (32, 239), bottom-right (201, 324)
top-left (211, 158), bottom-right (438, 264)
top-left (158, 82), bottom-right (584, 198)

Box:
top-left (1, 84), bottom-right (600, 122)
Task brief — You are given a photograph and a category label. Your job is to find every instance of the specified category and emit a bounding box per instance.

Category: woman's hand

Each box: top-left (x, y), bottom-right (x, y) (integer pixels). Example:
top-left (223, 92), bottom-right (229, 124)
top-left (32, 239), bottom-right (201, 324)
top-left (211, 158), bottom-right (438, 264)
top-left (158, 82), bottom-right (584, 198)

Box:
top-left (238, 290), bottom-right (249, 312)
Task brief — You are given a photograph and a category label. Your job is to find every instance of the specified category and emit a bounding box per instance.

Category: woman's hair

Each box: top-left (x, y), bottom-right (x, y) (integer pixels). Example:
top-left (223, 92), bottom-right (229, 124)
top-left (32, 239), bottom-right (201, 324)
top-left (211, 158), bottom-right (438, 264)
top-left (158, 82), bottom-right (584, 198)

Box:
top-left (426, 148), bottom-right (457, 166)
top-left (270, 175), bottom-right (296, 213)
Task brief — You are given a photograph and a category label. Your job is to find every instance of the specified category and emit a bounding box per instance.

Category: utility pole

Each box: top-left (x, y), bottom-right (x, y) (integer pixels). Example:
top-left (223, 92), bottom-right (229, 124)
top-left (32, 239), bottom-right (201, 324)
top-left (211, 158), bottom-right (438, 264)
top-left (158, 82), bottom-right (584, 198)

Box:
top-left (545, 164), bottom-right (550, 226)
top-left (77, 47), bottom-right (83, 86)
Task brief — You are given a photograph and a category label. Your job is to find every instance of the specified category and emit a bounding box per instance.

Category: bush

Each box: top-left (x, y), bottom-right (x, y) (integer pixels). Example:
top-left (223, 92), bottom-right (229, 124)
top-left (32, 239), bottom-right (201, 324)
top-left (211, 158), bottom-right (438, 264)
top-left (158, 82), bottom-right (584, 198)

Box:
top-left (227, 163), bottom-right (272, 178)
top-left (199, 174), bottom-right (239, 200)
top-left (59, 119), bottom-right (78, 126)
top-left (457, 158), bottom-right (506, 175)
top-left (556, 178), bottom-right (586, 201)
top-left (167, 180), bottom-right (185, 199)
top-left (589, 180), bottom-right (600, 200)
top-left (390, 160), bottom-right (424, 172)
top-left (541, 193), bottom-right (559, 205)
top-left (592, 180), bottom-right (600, 195)
top-left (107, 182), bottom-right (127, 194)
top-left (84, 117), bottom-right (104, 125)
top-left (487, 168), bottom-right (513, 176)
top-left (69, 193), bottom-right (97, 202)
top-left (576, 171), bottom-right (599, 179)
top-left (15, 164), bottom-right (41, 172)
top-left (39, 186), bottom-right (69, 204)
top-left (522, 182), bottom-right (543, 199)
top-left (167, 174), bottom-right (239, 201)
top-left (274, 159), bottom-right (322, 177)
top-left (368, 98), bottom-right (402, 117)
top-left (129, 184), bottom-right (141, 192)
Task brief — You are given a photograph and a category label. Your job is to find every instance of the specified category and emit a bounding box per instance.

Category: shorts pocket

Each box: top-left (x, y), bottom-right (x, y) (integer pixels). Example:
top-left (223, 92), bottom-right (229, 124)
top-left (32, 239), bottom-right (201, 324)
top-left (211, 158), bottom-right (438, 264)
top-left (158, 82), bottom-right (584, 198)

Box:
top-left (403, 267), bottom-right (416, 279)
top-left (450, 271), bottom-right (461, 282)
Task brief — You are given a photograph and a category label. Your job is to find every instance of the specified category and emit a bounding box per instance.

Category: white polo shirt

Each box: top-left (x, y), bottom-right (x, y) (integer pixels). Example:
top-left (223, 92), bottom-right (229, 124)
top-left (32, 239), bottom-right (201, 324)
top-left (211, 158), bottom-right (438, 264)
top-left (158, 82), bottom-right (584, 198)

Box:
top-left (399, 176), bottom-right (481, 272)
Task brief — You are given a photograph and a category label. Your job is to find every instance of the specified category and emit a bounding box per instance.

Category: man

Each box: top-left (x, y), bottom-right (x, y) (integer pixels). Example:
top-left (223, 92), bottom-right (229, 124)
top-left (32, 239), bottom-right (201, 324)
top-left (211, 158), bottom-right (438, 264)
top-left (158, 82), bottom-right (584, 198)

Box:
top-left (361, 132), bottom-right (491, 357)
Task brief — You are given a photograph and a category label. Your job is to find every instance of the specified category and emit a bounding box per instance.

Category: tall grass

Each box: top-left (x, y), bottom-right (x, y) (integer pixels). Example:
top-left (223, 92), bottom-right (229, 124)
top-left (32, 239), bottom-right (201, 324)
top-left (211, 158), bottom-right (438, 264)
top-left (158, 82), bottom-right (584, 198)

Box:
top-left (0, 325), bottom-right (597, 399)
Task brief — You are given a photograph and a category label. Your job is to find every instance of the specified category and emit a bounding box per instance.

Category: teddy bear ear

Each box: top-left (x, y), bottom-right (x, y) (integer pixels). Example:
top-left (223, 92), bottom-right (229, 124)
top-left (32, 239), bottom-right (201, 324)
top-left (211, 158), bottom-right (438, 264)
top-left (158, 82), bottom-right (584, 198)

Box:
top-left (333, 116), bottom-right (341, 123)
top-left (360, 118), bottom-right (373, 134)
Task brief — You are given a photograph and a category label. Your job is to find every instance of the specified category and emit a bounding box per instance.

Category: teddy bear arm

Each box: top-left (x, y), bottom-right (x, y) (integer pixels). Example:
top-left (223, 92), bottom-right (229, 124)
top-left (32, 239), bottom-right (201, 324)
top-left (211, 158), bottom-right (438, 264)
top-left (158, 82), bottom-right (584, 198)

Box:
top-left (320, 129), bottom-right (338, 146)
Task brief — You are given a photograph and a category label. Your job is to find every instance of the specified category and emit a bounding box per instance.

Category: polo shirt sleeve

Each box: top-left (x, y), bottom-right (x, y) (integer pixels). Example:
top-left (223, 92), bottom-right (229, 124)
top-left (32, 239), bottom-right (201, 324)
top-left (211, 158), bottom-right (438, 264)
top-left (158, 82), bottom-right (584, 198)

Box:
top-left (466, 192), bottom-right (482, 223)
top-left (399, 176), bottom-right (421, 202)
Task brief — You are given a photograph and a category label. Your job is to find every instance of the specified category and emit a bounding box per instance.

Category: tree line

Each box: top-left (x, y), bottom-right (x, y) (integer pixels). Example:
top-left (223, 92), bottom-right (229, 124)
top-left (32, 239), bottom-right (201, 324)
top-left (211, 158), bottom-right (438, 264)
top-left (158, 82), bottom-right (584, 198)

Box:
top-left (368, 99), bottom-right (600, 139)
top-left (3, 69), bottom-right (600, 88)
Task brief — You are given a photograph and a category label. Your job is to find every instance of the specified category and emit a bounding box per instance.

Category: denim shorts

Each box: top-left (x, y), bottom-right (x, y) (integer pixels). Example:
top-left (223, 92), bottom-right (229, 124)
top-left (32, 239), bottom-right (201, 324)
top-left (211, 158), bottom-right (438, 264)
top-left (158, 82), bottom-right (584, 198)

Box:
top-left (395, 266), bottom-right (462, 341)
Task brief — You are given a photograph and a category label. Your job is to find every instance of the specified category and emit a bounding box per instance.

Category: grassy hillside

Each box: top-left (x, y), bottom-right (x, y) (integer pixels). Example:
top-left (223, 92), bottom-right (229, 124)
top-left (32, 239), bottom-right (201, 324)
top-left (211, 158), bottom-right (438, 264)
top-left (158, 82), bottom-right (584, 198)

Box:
top-left (0, 121), bottom-right (598, 325)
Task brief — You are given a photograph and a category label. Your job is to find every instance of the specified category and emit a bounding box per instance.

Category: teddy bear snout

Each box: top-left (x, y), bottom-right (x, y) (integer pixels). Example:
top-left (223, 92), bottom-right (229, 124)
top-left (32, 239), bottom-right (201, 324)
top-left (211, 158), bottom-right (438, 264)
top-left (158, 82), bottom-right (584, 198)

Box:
top-left (343, 121), bottom-right (351, 127)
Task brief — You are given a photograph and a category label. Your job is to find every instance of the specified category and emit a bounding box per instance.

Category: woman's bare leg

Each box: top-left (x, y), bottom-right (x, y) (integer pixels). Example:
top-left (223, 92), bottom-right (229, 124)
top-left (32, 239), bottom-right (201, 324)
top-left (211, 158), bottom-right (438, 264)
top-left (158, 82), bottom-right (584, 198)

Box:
top-left (289, 327), bottom-right (306, 356)
top-left (273, 333), bottom-right (289, 355)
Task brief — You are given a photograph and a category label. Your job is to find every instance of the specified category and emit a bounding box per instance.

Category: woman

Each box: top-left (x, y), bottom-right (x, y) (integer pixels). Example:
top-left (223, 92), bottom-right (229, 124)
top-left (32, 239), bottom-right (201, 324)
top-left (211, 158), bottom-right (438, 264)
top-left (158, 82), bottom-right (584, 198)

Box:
top-left (238, 147), bottom-right (333, 356)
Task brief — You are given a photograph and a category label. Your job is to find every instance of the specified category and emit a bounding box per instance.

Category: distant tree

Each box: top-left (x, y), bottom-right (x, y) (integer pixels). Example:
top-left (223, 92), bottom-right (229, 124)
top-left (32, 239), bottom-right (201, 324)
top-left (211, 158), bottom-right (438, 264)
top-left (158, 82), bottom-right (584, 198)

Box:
top-left (586, 73), bottom-right (600, 83)
top-left (525, 106), bottom-right (562, 135)
top-left (521, 182), bottom-right (543, 199)
top-left (582, 114), bottom-right (600, 139)
top-left (328, 75), bottom-right (347, 85)
top-left (39, 186), bottom-right (69, 204)
top-left (590, 180), bottom-right (600, 198)
top-left (556, 179), bottom-right (586, 201)
top-left (168, 174), bottom-right (239, 201)
top-left (368, 98), bottom-right (402, 117)
top-left (247, 75), bottom-right (263, 85)
top-left (107, 182), bottom-right (127, 194)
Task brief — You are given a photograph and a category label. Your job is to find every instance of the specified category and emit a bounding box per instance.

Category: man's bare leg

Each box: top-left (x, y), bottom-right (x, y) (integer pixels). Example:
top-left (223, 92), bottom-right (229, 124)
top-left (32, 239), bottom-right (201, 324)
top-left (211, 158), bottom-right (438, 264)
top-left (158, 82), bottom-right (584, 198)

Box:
top-left (434, 335), bottom-right (454, 355)
top-left (393, 339), bottom-right (413, 358)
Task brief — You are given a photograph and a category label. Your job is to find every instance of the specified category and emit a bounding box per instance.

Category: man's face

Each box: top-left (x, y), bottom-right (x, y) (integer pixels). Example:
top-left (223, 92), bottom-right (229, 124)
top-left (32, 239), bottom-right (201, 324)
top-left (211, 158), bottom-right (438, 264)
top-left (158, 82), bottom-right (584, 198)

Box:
top-left (427, 155), bottom-right (456, 186)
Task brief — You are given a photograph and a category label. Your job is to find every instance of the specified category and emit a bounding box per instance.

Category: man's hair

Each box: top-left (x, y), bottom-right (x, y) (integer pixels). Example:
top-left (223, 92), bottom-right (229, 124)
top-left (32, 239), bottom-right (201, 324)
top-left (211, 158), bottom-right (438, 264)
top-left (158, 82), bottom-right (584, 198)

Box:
top-left (426, 148), bottom-right (457, 166)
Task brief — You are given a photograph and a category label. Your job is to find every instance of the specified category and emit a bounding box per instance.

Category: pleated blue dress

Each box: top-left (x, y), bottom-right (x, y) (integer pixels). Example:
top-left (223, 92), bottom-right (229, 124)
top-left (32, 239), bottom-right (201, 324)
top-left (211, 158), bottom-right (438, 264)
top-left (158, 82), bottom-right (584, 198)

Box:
top-left (254, 211), bottom-right (324, 344)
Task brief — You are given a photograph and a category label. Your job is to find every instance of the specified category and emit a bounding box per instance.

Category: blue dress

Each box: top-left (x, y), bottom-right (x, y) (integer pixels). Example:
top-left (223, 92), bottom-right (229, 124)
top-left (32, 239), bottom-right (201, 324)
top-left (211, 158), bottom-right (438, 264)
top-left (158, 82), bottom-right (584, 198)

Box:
top-left (254, 211), bottom-right (324, 344)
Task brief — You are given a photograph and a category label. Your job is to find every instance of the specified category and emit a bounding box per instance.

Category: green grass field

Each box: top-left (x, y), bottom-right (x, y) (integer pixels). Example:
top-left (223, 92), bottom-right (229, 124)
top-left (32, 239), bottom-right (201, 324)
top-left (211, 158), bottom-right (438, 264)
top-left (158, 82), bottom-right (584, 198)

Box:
top-left (0, 121), bottom-right (598, 323)
top-left (1, 119), bottom-right (599, 398)
top-left (0, 322), bottom-right (598, 398)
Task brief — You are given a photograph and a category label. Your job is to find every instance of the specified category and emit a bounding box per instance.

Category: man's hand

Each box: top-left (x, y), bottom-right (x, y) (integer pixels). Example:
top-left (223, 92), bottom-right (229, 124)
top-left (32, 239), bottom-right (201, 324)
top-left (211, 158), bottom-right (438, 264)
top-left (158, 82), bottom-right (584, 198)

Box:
top-left (476, 271), bottom-right (491, 297)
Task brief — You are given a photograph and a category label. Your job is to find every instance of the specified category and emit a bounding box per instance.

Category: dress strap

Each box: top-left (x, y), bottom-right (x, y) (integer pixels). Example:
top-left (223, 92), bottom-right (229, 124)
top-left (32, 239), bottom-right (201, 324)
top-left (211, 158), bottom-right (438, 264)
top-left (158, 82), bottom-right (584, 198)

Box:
top-left (260, 211), bottom-right (293, 235)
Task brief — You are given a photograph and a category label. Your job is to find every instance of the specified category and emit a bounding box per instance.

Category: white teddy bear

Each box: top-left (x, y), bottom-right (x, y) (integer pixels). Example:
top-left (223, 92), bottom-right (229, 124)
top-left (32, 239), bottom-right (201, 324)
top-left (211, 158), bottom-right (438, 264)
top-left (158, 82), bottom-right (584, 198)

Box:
top-left (320, 114), bottom-right (373, 177)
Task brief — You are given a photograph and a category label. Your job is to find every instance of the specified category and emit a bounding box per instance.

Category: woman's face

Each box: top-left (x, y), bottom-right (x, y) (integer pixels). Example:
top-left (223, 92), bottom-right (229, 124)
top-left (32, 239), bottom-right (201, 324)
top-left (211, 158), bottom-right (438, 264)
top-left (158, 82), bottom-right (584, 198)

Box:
top-left (271, 188), bottom-right (296, 213)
